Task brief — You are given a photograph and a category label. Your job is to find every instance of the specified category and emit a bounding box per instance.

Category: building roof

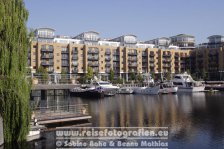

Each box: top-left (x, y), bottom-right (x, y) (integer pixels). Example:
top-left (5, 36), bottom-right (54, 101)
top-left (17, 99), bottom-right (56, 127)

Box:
top-left (207, 35), bottom-right (224, 39)
top-left (171, 34), bottom-right (195, 38)
top-left (36, 28), bottom-right (55, 31)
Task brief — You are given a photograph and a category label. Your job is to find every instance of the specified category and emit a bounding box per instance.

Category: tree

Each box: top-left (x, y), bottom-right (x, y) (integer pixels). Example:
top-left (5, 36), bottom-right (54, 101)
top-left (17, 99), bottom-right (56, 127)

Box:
top-left (0, 0), bottom-right (31, 142)
top-left (36, 66), bottom-right (48, 84)
top-left (84, 67), bottom-right (93, 83)
top-left (137, 73), bottom-right (144, 83)
top-left (130, 72), bottom-right (136, 82)
top-left (109, 69), bottom-right (115, 82)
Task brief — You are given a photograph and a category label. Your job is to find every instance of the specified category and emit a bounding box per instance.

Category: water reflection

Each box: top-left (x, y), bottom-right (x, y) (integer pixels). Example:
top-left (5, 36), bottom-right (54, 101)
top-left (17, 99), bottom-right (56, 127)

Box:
top-left (25, 92), bottom-right (224, 149)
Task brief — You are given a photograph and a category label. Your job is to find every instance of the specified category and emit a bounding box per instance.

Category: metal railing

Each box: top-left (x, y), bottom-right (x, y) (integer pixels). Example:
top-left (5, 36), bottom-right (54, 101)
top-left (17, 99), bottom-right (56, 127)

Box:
top-left (33, 104), bottom-right (89, 121)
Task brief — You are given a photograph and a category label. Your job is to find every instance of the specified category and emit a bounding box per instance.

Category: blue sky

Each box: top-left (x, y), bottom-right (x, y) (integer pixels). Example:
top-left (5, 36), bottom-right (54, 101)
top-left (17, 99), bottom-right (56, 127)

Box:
top-left (24, 0), bottom-right (224, 44)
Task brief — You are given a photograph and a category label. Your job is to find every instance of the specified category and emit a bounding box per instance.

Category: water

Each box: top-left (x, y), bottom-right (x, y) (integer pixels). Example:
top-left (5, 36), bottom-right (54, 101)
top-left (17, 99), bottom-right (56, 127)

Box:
top-left (3, 92), bottom-right (224, 149)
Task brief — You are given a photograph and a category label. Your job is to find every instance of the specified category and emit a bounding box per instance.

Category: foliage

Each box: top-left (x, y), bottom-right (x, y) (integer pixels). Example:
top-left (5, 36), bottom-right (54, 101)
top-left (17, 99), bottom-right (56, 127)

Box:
top-left (84, 67), bottom-right (93, 83)
top-left (60, 69), bottom-right (68, 84)
top-left (109, 69), bottom-right (115, 82)
top-left (130, 72), bottom-right (136, 81)
top-left (0, 0), bottom-right (31, 142)
top-left (137, 73), bottom-right (144, 83)
top-left (116, 77), bottom-right (124, 84)
top-left (36, 66), bottom-right (48, 84)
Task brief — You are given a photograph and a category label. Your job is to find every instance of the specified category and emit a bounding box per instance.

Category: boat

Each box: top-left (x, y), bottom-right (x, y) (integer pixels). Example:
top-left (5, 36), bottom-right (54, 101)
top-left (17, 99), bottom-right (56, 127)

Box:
top-left (118, 87), bottom-right (134, 94)
top-left (89, 81), bottom-right (119, 96)
top-left (159, 82), bottom-right (178, 94)
top-left (133, 85), bottom-right (160, 95)
top-left (70, 87), bottom-right (104, 98)
top-left (171, 72), bottom-right (205, 92)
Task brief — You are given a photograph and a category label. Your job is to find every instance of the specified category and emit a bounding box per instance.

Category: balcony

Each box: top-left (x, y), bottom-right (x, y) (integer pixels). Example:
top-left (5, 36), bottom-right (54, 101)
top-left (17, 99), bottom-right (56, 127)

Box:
top-left (88, 62), bottom-right (99, 67)
top-left (61, 50), bottom-right (69, 53)
top-left (105, 63), bottom-right (111, 67)
top-left (162, 59), bottom-right (171, 63)
top-left (149, 59), bottom-right (155, 62)
top-left (105, 57), bottom-right (111, 61)
top-left (142, 53), bottom-right (147, 57)
top-left (88, 51), bottom-right (99, 54)
top-left (128, 57), bottom-right (137, 61)
top-left (105, 51), bottom-right (111, 55)
top-left (88, 56), bottom-right (99, 61)
top-left (62, 63), bottom-right (69, 67)
top-left (113, 52), bottom-right (120, 56)
top-left (72, 56), bottom-right (78, 60)
top-left (128, 52), bottom-right (137, 56)
top-left (129, 63), bottom-right (137, 67)
top-left (150, 53), bottom-right (155, 57)
top-left (41, 55), bottom-right (54, 59)
top-left (72, 50), bottom-right (78, 54)
top-left (61, 56), bottom-right (69, 60)
top-left (142, 59), bottom-right (147, 62)
top-left (163, 53), bottom-right (171, 57)
top-left (41, 61), bottom-right (54, 66)
top-left (41, 48), bottom-right (53, 52)
top-left (113, 59), bottom-right (119, 62)
top-left (72, 62), bottom-right (78, 66)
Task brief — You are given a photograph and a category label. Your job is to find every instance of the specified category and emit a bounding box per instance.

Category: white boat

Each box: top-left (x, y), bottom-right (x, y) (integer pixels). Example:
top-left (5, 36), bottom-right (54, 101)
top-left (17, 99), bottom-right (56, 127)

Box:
top-left (90, 81), bottom-right (120, 96)
top-left (159, 82), bottom-right (178, 94)
top-left (171, 73), bottom-right (205, 92)
top-left (118, 87), bottom-right (134, 94)
top-left (133, 85), bottom-right (160, 95)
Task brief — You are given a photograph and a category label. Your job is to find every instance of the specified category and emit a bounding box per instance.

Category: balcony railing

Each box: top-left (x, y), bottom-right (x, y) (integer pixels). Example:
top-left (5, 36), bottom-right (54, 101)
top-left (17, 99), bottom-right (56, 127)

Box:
top-left (41, 48), bottom-right (54, 52)
top-left (88, 56), bottom-right (99, 61)
top-left (41, 61), bottom-right (54, 66)
top-left (128, 58), bottom-right (137, 61)
top-left (88, 62), bottom-right (99, 67)
top-left (62, 63), bottom-right (69, 67)
top-left (105, 63), bottom-right (111, 67)
top-left (72, 56), bottom-right (78, 60)
top-left (105, 57), bottom-right (111, 61)
top-left (41, 55), bottom-right (54, 59)
top-left (88, 51), bottom-right (99, 54)
top-left (128, 52), bottom-right (137, 56)
top-left (105, 51), bottom-right (111, 55)
top-left (129, 63), bottom-right (137, 67)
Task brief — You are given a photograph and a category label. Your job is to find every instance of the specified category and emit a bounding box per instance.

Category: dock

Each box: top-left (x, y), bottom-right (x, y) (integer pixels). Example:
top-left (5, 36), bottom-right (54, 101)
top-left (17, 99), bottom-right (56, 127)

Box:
top-left (32, 84), bottom-right (80, 90)
top-left (33, 104), bottom-right (91, 126)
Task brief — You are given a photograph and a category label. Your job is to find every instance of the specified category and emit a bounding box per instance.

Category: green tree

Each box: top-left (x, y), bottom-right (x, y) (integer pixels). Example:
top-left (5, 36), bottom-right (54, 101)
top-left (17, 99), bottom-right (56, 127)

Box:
top-left (0, 0), bottom-right (31, 142)
top-left (137, 73), bottom-right (144, 83)
top-left (60, 69), bottom-right (68, 84)
top-left (130, 72), bottom-right (136, 82)
top-left (109, 69), bottom-right (115, 82)
top-left (84, 67), bottom-right (93, 83)
top-left (36, 66), bottom-right (48, 84)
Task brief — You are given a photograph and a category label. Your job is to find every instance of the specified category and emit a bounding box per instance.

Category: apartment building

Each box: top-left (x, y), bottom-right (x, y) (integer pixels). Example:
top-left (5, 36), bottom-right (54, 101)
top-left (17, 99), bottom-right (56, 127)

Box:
top-left (191, 35), bottom-right (224, 80)
top-left (29, 28), bottom-right (191, 81)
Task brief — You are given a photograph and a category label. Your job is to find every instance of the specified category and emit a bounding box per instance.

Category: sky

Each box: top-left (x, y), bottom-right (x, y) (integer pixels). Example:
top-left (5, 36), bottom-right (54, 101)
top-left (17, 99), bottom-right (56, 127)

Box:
top-left (24, 0), bottom-right (224, 44)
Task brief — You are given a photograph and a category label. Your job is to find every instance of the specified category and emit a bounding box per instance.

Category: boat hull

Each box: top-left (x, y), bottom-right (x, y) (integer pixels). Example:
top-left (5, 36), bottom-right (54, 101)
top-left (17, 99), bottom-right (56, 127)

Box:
top-left (133, 85), bottom-right (160, 95)
top-left (177, 86), bottom-right (205, 92)
top-left (159, 86), bottom-right (178, 94)
top-left (118, 87), bottom-right (134, 94)
top-left (70, 88), bottom-right (104, 98)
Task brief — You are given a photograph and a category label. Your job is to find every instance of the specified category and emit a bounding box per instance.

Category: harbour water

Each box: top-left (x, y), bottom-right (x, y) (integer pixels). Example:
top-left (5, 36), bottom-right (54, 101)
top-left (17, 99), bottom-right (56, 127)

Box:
top-left (3, 92), bottom-right (224, 149)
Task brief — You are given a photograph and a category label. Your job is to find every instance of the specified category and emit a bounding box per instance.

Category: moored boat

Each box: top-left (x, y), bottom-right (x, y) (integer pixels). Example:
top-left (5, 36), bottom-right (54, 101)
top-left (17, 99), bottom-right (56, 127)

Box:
top-left (118, 87), bottom-right (134, 94)
top-left (133, 85), bottom-right (160, 95)
top-left (159, 82), bottom-right (178, 94)
top-left (171, 72), bottom-right (205, 92)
